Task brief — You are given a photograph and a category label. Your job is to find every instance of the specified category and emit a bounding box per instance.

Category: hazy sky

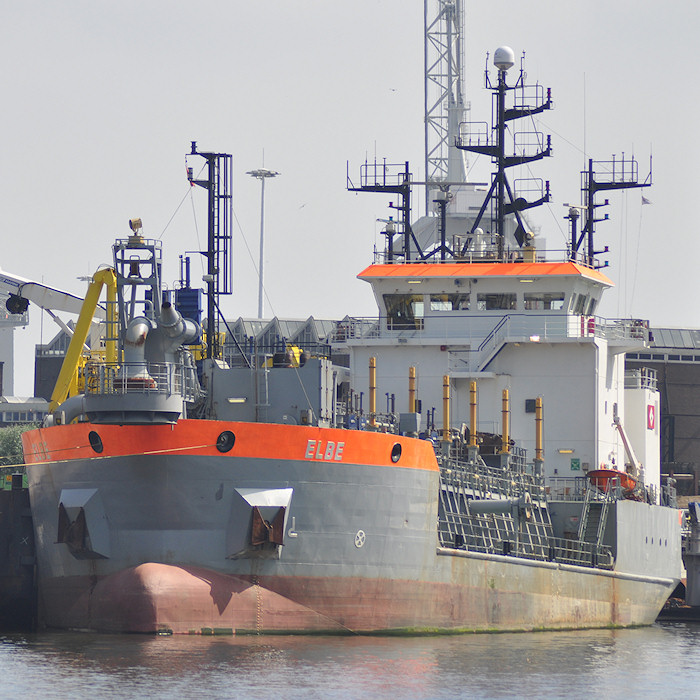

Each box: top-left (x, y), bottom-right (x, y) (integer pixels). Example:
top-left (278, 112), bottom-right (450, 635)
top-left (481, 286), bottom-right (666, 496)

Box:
top-left (2, 1), bottom-right (697, 395)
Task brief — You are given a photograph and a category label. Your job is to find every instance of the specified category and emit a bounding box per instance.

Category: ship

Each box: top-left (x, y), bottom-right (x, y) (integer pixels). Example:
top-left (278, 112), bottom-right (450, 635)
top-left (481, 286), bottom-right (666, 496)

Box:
top-left (20, 32), bottom-right (682, 633)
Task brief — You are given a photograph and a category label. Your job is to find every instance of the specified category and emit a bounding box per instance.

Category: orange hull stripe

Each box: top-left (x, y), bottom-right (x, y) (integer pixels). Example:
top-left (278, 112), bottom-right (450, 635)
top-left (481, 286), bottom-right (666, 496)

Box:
top-left (22, 419), bottom-right (439, 472)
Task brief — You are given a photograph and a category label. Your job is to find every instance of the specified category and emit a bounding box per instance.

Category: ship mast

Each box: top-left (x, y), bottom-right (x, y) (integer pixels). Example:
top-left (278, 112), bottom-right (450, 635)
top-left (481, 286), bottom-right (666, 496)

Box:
top-left (424, 0), bottom-right (467, 212)
top-left (187, 142), bottom-right (233, 360)
top-left (457, 48), bottom-right (552, 260)
top-left (346, 1), bottom-right (470, 264)
top-left (568, 155), bottom-right (652, 268)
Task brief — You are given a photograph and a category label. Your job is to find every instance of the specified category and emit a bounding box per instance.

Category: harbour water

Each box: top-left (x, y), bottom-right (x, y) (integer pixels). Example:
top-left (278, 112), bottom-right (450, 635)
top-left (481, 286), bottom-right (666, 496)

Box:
top-left (2, 621), bottom-right (699, 699)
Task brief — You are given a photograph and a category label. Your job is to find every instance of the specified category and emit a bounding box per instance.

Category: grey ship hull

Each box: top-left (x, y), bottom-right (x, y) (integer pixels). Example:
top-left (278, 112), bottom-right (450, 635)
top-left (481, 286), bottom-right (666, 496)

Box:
top-left (23, 420), bottom-right (680, 634)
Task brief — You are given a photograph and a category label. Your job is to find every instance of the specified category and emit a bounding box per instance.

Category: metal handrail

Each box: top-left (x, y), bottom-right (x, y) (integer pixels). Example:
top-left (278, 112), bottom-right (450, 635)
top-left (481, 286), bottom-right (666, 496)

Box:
top-left (84, 360), bottom-right (200, 402)
top-left (440, 520), bottom-right (614, 570)
top-left (334, 313), bottom-right (651, 346)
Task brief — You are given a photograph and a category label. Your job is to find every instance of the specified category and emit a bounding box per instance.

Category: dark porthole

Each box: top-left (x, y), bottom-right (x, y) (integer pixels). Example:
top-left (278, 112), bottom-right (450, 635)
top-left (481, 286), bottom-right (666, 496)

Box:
top-left (216, 431), bottom-right (235, 453)
top-left (391, 443), bottom-right (402, 463)
top-left (88, 431), bottom-right (104, 454)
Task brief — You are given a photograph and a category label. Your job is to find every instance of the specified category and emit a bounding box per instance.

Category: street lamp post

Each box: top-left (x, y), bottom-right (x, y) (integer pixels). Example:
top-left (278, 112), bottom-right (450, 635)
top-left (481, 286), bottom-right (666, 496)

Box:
top-left (246, 168), bottom-right (279, 318)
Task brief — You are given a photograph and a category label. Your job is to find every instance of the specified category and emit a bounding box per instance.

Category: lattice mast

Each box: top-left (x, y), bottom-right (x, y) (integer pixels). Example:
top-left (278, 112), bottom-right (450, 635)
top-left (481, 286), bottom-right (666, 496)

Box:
top-left (188, 142), bottom-right (233, 360)
top-left (424, 0), bottom-right (467, 212)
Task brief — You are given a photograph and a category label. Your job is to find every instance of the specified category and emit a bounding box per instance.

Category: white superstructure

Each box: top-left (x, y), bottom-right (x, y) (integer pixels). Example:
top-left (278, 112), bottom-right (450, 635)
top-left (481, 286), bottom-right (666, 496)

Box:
top-left (344, 42), bottom-right (659, 502)
top-left (339, 258), bottom-right (659, 498)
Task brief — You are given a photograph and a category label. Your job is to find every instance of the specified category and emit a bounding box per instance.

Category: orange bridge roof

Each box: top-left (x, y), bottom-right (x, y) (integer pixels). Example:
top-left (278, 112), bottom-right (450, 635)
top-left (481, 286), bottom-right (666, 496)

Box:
top-left (358, 261), bottom-right (614, 286)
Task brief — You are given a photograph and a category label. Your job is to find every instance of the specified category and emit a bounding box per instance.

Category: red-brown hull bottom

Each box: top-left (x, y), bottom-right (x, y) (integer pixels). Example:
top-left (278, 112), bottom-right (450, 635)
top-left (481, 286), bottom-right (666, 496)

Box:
top-left (41, 563), bottom-right (464, 634)
top-left (42, 564), bottom-right (351, 634)
top-left (36, 561), bottom-right (668, 634)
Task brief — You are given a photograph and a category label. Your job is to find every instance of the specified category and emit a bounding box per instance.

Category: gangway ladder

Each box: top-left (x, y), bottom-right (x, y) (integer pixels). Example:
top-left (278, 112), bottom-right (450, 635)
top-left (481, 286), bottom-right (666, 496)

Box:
top-left (254, 361), bottom-right (270, 423)
top-left (578, 480), bottom-right (614, 553)
top-left (476, 315), bottom-right (510, 371)
top-left (518, 498), bottom-right (554, 559)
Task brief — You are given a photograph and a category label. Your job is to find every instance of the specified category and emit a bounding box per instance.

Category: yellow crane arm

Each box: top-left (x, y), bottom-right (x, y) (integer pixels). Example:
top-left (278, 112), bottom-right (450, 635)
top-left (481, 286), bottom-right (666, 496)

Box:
top-left (48, 268), bottom-right (117, 413)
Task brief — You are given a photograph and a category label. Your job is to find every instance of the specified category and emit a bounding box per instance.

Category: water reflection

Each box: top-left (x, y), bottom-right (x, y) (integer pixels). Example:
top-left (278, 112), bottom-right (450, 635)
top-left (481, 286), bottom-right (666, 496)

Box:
top-left (1, 622), bottom-right (699, 699)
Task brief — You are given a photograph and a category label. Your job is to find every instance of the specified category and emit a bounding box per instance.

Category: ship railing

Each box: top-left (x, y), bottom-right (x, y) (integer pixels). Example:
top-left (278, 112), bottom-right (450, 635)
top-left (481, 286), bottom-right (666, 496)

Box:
top-left (440, 468), bottom-right (524, 501)
top-left (475, 315), bottom-right (652, 348)
top-left (84, 361), bottom-right (200, 402)
top-left (370, 249), bottom-right (607, 268)
top-left (333, 314), bottom-right (651, 353)
top-left (439, 459), bottom-right (546, 503)
top-left (441, 448), bottom-right (536, 479)
top-left (440, 522), bottom-right (613, 570)
top-left (331, 318), bottom-right (382, 342)
top-left (548, 476), bottom-right (593, 502)
top-left (349, 159), bottom-right (411, 189)
top-left (333, 407), bottom-right (399, 432)
top-left (547, 476), bottom-right (626, 502)
top-left (505, 446), bottom-right (528, 473)
top-left (597, 318), bottom-right (651, 343)
top-left (546, 536), bottom-right (614, 569)
top-left (660, 475), bottom-right (678, 508)
top-left (222, 341), bottom-right (333, 367)
top-left (624, 367), bottom-right (657, 391)
top-left (444, 440), bottom-right (531, 473)
top-left (471, 316), bottom-right (508, 370)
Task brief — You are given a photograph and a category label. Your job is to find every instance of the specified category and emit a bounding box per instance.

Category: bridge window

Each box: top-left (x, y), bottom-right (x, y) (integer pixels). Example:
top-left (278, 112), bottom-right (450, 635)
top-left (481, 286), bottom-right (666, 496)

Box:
top-left (524, 292), bottom-right (565, 310)
top-left (477, 293), bottom-right (516, 310)
top-left (384, 294), bottom-right (425, 329)
top-left (430, 293), bottom-right (469, 311)
top-left (572, 294), bottom-right (589, 315)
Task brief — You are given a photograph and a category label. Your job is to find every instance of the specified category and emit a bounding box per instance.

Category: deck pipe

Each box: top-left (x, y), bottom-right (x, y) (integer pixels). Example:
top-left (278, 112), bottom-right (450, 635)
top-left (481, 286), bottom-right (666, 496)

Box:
top-left (47, 394), bottom-right (86, 426)
top-left (500, 388), bottom-right (510, 454)
top-left (469, 381), bottom-right (478, 447)
top-left (534, 396), bottom-right (544, 477)
top-left (535, 396), bottom-right (544, 460)
top-left (369, 357), bottom-right (377, 428)
top-left (442, 375), bottom-right (451, 442)
top-left (408, 366), bottom-right (416, 413)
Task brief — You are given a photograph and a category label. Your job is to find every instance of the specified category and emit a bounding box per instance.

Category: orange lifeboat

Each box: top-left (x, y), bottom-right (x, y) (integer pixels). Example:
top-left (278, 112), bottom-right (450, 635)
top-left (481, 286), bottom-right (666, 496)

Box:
top-left (587, 468), bottom-right (637, 493)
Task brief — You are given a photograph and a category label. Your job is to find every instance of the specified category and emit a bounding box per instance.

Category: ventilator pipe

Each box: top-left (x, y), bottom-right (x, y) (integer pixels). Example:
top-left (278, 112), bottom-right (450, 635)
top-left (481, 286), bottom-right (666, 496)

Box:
top-left (159, 301), bottom-right (200, 346)
top-left (47, 394), bottom-right (86, 426)
top-left (500, 388), bottom-right (510, 454)
top-left (469, 381), bottom-right (478, 447)
top-left (408, 366), bottom-right (416, 413)
top-left (122, 316), bottom-right (154, 381)
top-left (369, 356), bottom-right (377, 428)
top-left (442, 374), bottom-right (452, 442)
top-left (535, 396), bottom-right (544, 462)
